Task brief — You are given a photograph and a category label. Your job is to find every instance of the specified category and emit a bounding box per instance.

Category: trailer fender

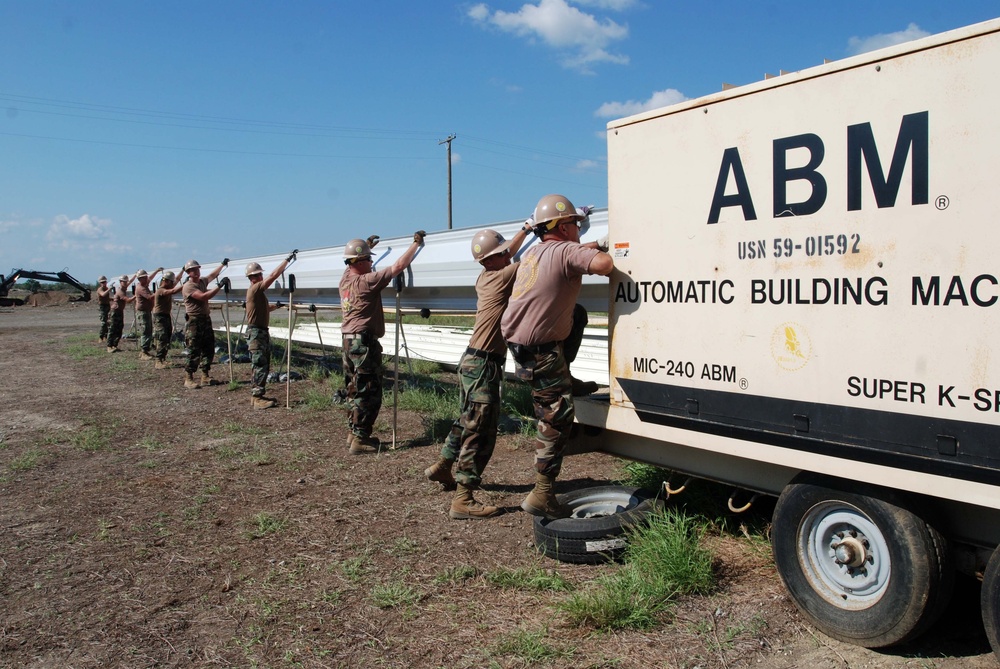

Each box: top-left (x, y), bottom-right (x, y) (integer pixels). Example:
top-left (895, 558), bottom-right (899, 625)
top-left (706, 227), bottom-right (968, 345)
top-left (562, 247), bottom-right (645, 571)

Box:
top-left (981, 546), bottom-right (1000, 661)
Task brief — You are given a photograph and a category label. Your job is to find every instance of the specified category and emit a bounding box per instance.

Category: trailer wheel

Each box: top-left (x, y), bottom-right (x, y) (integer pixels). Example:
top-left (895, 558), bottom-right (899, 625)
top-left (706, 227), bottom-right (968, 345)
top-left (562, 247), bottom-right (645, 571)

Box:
top-left (981, 546), bottom-right (1000, 661)
top-left (533, 485), bottom-right (663, 564)
top-left (772, 478), bottom-right (952, 648)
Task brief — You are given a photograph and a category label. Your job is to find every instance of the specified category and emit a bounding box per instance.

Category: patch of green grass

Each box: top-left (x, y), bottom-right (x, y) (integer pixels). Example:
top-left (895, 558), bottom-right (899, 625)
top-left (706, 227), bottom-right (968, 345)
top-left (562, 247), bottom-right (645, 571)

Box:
top-left (138, 436), bottom-right (166, 451)
top-left (64, 340), bottom-right (104, 360)
top-left (72, 424), bottom-right (115, 451)
top-left (109, 355), bottom-right (140, 372)
top-left (501, 381), bottom-right (534, 418)
top-left (299, 385), bottom-right (334, 411)
top-left (389, 537), bottom-right (420, 556)
top-left (369, 581), bottom-right (420, 609)
top-left (485, 566), bottom-right (573, 592)
top-left (335, 556), bottom-right (370, 583)
top-left (487, 628), bottom-right (575, 665)
top-left (559, 508), bottom-right (714, 631)
top-left (9, 447), bottom-right (44, 471)
top-left (432, 564), bottom-right (479, 585)
top-left (245, 448), bottom-right (274, 466)
top-left (245, 512), bottom-right (288, 539)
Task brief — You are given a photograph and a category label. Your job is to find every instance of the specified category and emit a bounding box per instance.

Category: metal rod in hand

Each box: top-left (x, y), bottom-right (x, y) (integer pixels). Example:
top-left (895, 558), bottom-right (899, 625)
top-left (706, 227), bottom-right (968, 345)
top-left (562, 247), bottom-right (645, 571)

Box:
top-left (392, 273), bottom-right (404, 449)
top-left (223, 279), bottom-right (233, 383)
top-left (286, 274), bottom-right (296, 409)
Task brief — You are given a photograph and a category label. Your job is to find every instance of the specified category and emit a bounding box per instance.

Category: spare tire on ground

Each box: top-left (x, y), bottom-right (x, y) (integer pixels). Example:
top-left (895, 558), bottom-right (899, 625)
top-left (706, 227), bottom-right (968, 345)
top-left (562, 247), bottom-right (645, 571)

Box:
top-left (533, 485), bottom-right (664, 564)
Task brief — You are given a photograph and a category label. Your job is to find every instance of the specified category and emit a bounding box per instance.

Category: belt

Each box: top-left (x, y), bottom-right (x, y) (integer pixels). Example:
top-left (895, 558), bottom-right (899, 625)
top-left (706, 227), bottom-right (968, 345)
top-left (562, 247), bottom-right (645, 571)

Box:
top-left (508, 341), bottom-right (558, 356)
top-left (342, 331), bottom-right (370, 342)
top-left (465, 347), bottom-right (506, 365)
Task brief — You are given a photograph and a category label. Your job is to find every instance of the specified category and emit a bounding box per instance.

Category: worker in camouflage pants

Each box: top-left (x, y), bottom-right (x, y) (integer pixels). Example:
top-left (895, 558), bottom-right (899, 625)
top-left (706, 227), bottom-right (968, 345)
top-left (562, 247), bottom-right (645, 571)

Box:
top-left (180, 258), bottom-right (227, 389)
top-left (133, 267), bottom-right (162, 360)
top-left (423, 226), bottom-right (530, 519)
top-left (244, 251), bottom-right (295, 409)
top-left (96, 276), bottom-right (112, 341)
top-left (152, 270), bottom-right (184, 369)
top-left (339, 231), bottom-right (424, 454)
top-left (501, 194), bottom-right (613, 520)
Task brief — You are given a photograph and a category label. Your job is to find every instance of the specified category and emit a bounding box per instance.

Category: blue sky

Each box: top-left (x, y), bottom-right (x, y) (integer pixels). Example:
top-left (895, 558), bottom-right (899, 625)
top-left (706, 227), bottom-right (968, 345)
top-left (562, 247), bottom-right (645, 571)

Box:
top-left (1, 1), bottom-right (997, 284)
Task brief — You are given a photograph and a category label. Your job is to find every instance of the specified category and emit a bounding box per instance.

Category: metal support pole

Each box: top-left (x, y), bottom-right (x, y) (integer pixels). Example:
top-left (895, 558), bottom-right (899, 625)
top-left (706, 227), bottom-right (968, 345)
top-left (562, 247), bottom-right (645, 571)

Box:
top-left (285, 274), bottom-right (296, 409)
top-left (439, 134), bottom-right (456, 230)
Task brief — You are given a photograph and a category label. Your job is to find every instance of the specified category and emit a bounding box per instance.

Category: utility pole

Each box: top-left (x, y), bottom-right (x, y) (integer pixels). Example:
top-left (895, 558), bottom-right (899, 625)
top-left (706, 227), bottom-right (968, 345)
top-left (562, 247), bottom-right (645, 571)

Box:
top-left (439, 134), bottom-right (456, 230)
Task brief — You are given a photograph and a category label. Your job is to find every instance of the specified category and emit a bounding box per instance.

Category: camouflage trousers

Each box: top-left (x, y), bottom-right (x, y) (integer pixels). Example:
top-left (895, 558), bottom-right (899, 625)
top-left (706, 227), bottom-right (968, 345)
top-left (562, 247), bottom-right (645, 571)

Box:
top-left (153, 313), bottom-right (173, 361)
top-left (508, 342), bottom-right (574, 479)
top-left (99, 303), bottom-right (110, 340)
top-left (184, 315), bottom-right (215, 375)
top-left (246, 326), bottom-right (271, 397)
top-left (342, 333), bottom-right (383, 437)
top-left (108, 309), bottom-right (125, 348)
top-left (440, 352), bottom-right (503, 487)
top-left (137, 310), bottom-right (153, 354)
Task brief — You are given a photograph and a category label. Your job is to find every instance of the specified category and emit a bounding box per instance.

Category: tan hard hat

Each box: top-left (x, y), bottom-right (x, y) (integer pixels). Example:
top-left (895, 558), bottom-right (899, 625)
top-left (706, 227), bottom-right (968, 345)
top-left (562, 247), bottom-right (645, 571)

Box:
top-left (343, 239), bottom-right (372, 261)
top-left (136, 269), bottom-right (148, 278)
top-left (183, 259), bottom-right (201, 271)
top-left (533, 194), bottom-right (583, 230)
top-left (98, 275), bottom-right (107, 283)
top-left (119, 274), bottom-right (129, 283)
top-left (245, 261), bottom-right (263, 277)
top-left (162, 271), bottom-right (175, 283)
top-left (471, 229), bottom-right (509, 262)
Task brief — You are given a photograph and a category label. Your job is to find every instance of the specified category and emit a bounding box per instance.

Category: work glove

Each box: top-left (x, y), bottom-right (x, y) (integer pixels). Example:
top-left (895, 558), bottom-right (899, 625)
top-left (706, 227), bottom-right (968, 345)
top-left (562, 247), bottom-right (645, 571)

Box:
top-left (577, 205), bottom-right (594, 219)
top-left (413, 230), bottom-right (426, 245)
top-left (275, 301), bottom-right (283, 309)
top-left (522, 216), bottom-right (535, 232)
top-left (366, 235), bottom-right (380, 249)
top-left (217, 277), bottom-right (231, 291)
top-left (597, 235), bottom-right (609, 253)
top-left (221, 257), bottom-right (230, 267)
top-left (286, 249), bottom-right (298, 263)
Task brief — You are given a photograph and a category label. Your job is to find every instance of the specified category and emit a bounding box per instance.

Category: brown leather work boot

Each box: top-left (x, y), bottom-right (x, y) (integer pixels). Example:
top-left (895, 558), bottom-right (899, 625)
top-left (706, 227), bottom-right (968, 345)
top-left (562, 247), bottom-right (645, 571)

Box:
top-left (139, 351), bottom-right (154, 361)
top-left (184, 372), bottom-right (201, 389)
top-left (450, 484), bottom-right (501, 520)
top-left (251, 396), bottom-right (278, 410)
top-left (154, 359), bottom-right (171, 369)
top-left (424, 458), bottom-right (456, 489)
top-left (521, 473), bottom-right (572, 519)
top-left (349, 434), bottom-right (380, 455)
top-left (200, 371), bottom-right (216, 386)
top-left (571, 376), bottom-right (599, 396)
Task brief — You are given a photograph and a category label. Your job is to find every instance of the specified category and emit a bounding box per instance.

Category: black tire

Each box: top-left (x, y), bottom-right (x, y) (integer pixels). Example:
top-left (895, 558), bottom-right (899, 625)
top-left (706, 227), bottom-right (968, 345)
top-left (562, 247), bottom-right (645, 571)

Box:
top-left (981, 546), bottom-right (1000, 661)
top-left (533, 485), bottom-right (664, 564)
top-left (772, 477), bottom-right (953, 648)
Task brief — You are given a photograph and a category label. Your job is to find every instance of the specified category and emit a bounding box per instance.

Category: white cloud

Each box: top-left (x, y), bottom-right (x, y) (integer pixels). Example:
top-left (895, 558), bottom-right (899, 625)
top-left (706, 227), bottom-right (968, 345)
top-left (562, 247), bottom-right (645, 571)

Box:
top-left (0, 218), bottom-right (17, 231)
top-left (595, 88), bottom-right (688, 118)
top-left (149, 241), bottom-right (179, 250)
top-left (46, 213), bottom-right (112, 245)
top-left (847, 23), bottom-right (930, 56)
top-left (468, 0), bottom-right (630, 73)
top-left (451, 151), bottom-right (462, 165)
top-left (575, 159), bottom-right (599, 171)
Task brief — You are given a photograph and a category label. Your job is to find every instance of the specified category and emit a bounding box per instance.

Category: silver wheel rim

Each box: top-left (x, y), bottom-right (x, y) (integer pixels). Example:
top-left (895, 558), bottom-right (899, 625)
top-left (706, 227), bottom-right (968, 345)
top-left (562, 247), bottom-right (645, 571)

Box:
top-left (797, 500), bottom-right (892, 609)
top-left (567, 489), bottom-right (642, 519)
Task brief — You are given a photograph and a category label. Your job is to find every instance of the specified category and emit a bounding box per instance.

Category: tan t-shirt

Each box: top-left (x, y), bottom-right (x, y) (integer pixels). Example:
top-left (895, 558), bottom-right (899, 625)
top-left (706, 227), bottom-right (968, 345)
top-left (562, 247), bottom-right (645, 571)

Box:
top-left (134, 281), bottom-right (154, 312)
top-left (182, 278), bottom-right (212, 318)
top-left (153, 287), bottom-right (173, 315)
top-left (97, 285), bottom-right (111, 306)
top-left (245, 281), bottom-right (270, 328)
top-left (500, 240), bottom-right (599, 346)
top-left (110, 285), bottom-right (129, 313)
top-left (467, 262), bottom-right (519, 355)
top-left (339, 266), bottom-right (393, 337)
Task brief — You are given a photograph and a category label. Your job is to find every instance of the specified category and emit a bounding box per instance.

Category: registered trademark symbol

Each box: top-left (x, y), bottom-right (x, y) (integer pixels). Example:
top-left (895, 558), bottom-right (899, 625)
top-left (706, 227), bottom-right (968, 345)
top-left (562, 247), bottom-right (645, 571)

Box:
top-left (739, 378), bottom-right (748, 390)
top-left (935, 195), bottom-right (950, 210)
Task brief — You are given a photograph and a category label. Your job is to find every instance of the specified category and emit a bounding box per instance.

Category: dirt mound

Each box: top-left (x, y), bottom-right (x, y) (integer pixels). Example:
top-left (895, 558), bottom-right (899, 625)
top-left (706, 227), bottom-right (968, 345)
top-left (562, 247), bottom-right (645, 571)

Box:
top-left (23, 291), bottom-right (72, 307)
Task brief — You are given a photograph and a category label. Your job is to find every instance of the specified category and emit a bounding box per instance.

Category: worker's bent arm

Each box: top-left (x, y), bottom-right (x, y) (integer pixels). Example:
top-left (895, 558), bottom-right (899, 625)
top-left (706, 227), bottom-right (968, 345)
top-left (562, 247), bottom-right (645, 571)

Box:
top-left (588, 252), bottom-right (614, 277)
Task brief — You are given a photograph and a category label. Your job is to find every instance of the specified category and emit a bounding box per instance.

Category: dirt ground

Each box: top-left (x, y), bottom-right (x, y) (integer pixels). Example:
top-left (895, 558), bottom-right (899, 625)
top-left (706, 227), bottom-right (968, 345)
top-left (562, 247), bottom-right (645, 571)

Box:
top-left (0, 299), bottom-right (996, 669)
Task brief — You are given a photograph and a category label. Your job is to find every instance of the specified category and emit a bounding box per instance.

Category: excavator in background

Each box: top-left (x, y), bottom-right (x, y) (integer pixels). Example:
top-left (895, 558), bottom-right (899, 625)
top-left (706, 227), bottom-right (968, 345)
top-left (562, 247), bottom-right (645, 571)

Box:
top-left (0, 269), bottom-right (92, 306)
